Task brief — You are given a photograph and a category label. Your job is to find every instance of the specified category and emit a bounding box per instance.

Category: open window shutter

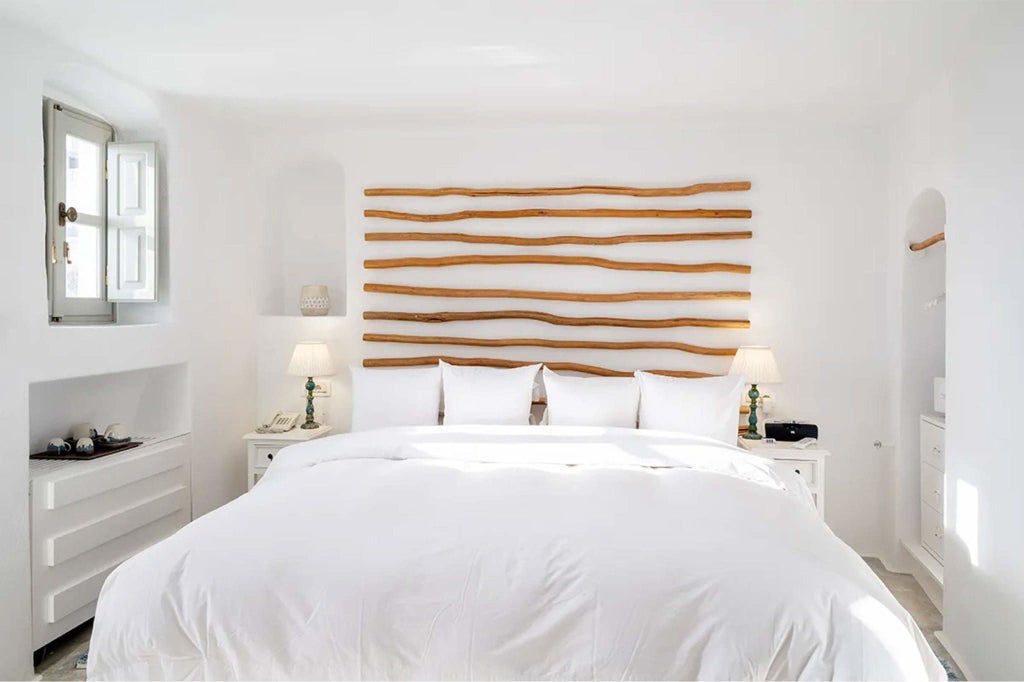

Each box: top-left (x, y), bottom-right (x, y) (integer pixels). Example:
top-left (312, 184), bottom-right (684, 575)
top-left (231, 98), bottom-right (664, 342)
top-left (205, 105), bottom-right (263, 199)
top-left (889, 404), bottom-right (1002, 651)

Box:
top-left (106, 142), bottom-right (158, 302)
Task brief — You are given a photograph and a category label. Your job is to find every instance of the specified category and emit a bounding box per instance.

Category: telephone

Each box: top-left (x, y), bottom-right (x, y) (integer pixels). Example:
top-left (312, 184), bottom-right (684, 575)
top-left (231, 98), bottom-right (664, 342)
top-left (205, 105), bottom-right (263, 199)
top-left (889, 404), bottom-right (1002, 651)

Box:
top-left (256, 412), bottom-right (299, 434)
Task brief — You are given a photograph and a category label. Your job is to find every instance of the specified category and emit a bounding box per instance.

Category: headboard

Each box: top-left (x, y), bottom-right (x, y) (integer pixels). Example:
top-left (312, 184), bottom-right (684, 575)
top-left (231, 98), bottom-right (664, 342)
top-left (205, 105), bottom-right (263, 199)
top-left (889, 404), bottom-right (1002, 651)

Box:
top-left (360, 181), bottom-right (752, 417)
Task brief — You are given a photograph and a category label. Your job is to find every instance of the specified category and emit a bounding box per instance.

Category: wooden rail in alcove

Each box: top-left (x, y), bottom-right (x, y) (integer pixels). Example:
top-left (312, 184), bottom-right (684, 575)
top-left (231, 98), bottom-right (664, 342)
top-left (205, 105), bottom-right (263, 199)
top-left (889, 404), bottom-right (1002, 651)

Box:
top-left (364, 208), bottom-right (752, 222)
top-left (363, 356), bottom-right (715, 379)
top-left (909, 232), bottom-right (945, 252)
top-left (363, 333), bottom-right (737, 357)
top-left (364, 254), bottom-right (751, 274)
top-left (365, 230), bottom-right (753, 245)
top-left (363, 310), bottom-right (750, 329)
top-left (364, 182), bottom-right (751, 197)
top-left (364, 283), bottom-right (751, 302)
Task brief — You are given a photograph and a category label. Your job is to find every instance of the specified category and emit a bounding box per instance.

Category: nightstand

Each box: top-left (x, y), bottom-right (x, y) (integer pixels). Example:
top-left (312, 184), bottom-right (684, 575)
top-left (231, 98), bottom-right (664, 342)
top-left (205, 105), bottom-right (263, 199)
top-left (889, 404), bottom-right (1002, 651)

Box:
top-left (737, 438), bottom-right (829, 520)
top-left (243, 425), bottom-right (333, 490)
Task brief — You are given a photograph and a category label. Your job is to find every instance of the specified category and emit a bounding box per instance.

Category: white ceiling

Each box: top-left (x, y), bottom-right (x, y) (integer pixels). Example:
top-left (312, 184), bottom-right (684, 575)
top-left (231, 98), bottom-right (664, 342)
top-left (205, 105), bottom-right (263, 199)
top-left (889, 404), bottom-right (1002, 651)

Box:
top-left (0, 0), bottom-right (992, 121)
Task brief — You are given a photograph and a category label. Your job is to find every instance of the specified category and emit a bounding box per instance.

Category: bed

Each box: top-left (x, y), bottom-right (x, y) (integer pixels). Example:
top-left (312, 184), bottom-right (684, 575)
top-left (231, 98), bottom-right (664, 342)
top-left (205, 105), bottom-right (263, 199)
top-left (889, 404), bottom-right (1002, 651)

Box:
top-left (88, 425), bottom-right (944, 680)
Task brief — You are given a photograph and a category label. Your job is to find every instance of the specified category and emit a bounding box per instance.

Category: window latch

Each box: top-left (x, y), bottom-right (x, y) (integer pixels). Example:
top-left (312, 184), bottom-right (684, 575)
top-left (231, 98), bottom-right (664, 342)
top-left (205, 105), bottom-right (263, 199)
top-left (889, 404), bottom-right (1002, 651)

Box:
top-left (58, 201), bottom-right (78, 227)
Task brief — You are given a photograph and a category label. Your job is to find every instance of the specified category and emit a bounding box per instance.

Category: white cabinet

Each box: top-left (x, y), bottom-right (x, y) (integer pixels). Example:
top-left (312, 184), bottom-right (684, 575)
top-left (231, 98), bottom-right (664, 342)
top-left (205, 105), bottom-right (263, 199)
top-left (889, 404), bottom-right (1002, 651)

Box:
top-left (29, 434), bottom-right (191, 649)
top-left (243, 426), bottom-right (333, 490)
top-left (737, 439), bottom-right (830, 520)
top-left (919, 414), bottom-right (946, 564)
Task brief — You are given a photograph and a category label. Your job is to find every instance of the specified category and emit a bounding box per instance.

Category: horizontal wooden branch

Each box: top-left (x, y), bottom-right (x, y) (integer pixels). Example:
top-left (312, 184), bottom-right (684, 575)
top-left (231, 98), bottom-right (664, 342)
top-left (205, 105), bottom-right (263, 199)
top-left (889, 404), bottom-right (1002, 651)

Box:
top-left (364, 208), bottom-right (752, 222)
top-left (364, 181), bottom-right (751, 197)
top-left (364, 283), bottom-right (751, 302)
top-left (363, 356), bottom-right (714, 378)
top-left (909, 231), bottom-right (945, 252)
top-left (363, 333), bottom-right (737, 357)
top-left (363, 310), bottom-right (750, 329)
top-left (364, 254), bottom-right (751, 274)
top-left (365, 230), bottom-right (752, 246)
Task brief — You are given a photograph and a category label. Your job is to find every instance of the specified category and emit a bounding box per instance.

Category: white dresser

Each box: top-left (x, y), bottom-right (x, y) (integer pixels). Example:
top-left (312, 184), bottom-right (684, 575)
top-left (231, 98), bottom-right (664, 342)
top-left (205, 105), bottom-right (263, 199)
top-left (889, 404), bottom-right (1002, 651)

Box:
top-left (919, 414), bottom-right (946, 563)
top-left (243, 425), bottom-right (333, 490)
top-left (29, 434), bottom-right (192, 649)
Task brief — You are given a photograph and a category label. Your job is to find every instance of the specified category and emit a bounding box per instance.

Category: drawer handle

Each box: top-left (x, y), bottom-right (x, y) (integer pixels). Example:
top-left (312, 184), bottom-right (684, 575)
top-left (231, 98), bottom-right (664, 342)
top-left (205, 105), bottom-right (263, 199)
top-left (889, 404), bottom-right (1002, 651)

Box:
top-left (267, 453), bottom-right (274, 461)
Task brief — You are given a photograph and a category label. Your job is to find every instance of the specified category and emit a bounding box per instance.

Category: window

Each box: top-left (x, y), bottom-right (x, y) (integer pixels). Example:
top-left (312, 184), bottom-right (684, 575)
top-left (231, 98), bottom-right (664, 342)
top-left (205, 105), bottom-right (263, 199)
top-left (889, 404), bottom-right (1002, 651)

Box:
top-left (44, 100), bottom-right (159, 324)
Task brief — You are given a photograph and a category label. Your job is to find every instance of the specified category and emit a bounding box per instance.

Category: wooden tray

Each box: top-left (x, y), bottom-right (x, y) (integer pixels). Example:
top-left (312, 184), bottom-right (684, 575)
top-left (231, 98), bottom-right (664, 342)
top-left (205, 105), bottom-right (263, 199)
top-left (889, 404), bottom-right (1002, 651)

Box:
top-left (30, 441), bottom-right (143, 461)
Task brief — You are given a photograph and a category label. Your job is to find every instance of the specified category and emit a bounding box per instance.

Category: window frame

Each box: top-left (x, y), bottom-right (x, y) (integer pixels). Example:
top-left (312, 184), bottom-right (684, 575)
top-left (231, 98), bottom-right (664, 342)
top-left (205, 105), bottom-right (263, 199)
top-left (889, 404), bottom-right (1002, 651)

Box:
top-left (44, 99), bottom-right (116, 324)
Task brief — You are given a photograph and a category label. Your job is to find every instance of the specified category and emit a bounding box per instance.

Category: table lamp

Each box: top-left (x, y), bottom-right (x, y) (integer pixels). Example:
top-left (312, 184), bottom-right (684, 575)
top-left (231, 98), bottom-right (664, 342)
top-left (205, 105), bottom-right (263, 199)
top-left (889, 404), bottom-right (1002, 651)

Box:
top-left (728, 346), bottom-right (782, 440)
top-left (287, 342), bottom-right (336, 429)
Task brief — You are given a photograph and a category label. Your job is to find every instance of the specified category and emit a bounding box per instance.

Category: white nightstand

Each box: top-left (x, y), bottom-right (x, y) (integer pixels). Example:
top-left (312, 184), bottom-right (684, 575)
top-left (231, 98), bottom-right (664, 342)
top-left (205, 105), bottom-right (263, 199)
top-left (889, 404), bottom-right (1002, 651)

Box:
top-left (243, 425), bottom-right (333, 490)
top-left (738, 438), bottom-right (830, 520)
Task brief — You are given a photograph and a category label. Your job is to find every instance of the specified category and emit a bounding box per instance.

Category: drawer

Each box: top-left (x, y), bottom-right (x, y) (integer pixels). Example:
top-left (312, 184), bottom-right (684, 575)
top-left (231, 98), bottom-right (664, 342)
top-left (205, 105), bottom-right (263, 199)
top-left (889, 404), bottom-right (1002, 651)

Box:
top-left (920, 419), bottom-right (945, 470)
top-left (774, 459), bottom-right (817, 486)
top-left (921, 503), bottom-right (944, 561)
top-left (920, 462), bottom-right (945, 513)
top-left (251, 444), bottom-right (283, 468)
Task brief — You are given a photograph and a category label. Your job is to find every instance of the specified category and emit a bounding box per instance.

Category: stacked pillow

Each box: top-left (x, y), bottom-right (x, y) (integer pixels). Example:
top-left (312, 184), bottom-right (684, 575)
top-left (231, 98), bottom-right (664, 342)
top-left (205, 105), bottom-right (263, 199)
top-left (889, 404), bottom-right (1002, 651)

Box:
top-left (349, 361), bottom-right (746, 445)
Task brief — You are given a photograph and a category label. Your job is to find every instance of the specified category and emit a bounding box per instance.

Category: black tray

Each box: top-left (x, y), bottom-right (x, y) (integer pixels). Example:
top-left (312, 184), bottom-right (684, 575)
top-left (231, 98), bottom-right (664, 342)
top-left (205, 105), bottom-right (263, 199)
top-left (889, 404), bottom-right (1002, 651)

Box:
top-left (30, 441), bottom-right (143, 460)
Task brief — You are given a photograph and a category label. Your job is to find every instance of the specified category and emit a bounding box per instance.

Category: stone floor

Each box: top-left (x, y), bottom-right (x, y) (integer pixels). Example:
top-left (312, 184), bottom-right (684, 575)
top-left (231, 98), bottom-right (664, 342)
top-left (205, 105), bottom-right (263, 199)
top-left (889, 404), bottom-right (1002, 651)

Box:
top-left (34, 619), bottom-right (90, 681)
top-left (866, 557), bottom-right (964, 680)
top-left (35, 558), bottom-right (963, 681)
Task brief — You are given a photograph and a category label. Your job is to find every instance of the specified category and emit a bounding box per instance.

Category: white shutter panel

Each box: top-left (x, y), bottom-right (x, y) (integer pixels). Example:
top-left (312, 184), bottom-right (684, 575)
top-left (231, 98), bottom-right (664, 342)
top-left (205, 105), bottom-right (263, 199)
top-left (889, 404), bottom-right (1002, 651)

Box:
top-left (106, 142), bottom-right (158, 302)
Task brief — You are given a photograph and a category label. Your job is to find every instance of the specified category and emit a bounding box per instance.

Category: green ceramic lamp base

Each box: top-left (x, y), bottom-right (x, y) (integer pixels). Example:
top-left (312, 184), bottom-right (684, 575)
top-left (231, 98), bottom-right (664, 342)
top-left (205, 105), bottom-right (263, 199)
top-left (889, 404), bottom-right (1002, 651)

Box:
top-left (740, 383), bottom-right (762, 440)
top-left (301, 376), bottom-right (320, 429)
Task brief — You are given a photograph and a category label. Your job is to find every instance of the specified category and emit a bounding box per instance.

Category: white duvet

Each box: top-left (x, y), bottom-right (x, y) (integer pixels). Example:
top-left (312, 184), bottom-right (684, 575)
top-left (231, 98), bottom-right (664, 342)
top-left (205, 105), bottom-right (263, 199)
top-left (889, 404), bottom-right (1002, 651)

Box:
top-left (89, 426), bottom-right (944, 681)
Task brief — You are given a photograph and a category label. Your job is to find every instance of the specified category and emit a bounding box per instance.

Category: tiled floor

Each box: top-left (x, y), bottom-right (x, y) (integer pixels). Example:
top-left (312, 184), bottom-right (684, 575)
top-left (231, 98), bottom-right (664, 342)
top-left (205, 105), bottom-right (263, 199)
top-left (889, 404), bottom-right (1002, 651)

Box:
top-left (35, 558), bottom-right (963, 681)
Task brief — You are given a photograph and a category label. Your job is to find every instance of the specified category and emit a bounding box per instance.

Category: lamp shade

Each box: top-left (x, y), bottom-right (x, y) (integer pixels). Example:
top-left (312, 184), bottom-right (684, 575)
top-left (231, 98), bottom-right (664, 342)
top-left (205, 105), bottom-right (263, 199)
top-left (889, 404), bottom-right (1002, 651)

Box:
top-left (728, 346), bottom-right (782, 384)
top-left (287, 342), bottom-right (336, 377)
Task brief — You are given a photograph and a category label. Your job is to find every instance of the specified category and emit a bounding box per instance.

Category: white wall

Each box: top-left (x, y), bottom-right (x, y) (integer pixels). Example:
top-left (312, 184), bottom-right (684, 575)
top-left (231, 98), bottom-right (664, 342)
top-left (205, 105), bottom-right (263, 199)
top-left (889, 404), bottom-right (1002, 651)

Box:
top-left (246, 118), bottom-right (893, 555)
top-left (0, 23), bottom-right (259, 678)
top-left (886, 7), bottom-right (1024, 678)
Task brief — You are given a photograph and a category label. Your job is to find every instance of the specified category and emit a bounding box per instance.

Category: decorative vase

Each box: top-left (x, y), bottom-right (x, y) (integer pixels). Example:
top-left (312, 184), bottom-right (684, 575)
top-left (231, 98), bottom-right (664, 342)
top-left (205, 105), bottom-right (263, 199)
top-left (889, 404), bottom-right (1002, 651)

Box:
top-left (300, 285), bottom-right (330, 316)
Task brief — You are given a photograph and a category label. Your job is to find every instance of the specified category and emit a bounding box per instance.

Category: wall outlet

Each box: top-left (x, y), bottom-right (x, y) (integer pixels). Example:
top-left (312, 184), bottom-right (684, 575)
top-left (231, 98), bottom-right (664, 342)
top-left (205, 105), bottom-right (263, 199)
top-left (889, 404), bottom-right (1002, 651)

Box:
top-left (312, 379), bottom-right (332, 397)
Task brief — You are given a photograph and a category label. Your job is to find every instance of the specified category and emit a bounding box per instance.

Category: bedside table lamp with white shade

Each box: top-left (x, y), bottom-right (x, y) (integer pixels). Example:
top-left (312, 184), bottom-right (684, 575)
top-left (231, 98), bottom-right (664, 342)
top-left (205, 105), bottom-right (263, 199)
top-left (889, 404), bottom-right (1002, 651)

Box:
top-left (729, 346), bottom-right (782, 440)
top-left (288, 342), bottom-right (336, 429)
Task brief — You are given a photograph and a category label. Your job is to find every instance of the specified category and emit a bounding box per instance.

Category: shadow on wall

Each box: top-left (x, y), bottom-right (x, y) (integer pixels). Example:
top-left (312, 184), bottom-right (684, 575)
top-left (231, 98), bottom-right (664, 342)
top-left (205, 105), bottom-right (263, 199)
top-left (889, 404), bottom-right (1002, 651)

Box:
top-left (261, 160), bottom-right (347, 316)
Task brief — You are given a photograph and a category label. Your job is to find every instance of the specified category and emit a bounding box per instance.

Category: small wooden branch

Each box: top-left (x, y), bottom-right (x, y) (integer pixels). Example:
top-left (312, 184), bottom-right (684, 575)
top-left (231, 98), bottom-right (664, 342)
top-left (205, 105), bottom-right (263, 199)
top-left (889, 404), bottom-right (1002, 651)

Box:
top-left (363, 310), bottom-right (750, 329)
top-left (364, 208), bottom-right (752, 222)
top-left (364, 182), bottom-right (751, 197)
top-left (364, 254), bottom-right (751, 274)
top-left (909, 231), bottom-right (945, 252)
top-left (363, 356), bottom-right (714, 378)
top-left (364, 283), bottom-right (751, 302)
top-left (365, 230), bottom-right (753, 245)
top-left (363, 333), bottom-right (737, 357)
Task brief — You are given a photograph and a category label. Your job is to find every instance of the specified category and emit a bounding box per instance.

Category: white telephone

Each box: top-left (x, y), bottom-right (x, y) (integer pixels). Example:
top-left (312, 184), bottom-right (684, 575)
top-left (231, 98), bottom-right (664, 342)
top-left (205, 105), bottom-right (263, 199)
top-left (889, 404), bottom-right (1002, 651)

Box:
top-left (257, 412), bottom-right (299, 434)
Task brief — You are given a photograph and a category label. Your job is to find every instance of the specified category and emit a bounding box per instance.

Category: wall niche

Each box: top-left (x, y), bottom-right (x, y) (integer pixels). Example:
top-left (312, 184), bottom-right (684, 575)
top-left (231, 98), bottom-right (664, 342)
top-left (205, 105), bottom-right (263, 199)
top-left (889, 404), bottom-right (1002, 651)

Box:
top-left (260, 159), bottom-right (347, 317)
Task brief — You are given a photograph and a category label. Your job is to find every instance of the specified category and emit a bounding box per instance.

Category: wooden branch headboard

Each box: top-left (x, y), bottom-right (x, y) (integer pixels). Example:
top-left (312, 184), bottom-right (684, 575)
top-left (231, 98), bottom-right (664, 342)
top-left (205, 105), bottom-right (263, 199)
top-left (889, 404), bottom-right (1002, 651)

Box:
top-left (360, 181), bottom-right (752, 389)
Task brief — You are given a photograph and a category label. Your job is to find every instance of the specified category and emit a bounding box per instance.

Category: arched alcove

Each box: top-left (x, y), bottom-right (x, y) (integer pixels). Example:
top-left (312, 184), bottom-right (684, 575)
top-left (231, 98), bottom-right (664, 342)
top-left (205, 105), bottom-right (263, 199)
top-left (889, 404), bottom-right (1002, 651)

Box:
top-left (897, 187), bottom-right (947, 582)
top-left (260, 160), bottom-right (347, 316)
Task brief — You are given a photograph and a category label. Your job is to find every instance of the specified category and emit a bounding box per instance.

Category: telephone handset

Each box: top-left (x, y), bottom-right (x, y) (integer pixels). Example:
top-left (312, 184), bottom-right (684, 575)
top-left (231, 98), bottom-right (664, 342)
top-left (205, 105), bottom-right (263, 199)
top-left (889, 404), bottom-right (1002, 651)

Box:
top-left (257, 412), bottom-right (300, 434)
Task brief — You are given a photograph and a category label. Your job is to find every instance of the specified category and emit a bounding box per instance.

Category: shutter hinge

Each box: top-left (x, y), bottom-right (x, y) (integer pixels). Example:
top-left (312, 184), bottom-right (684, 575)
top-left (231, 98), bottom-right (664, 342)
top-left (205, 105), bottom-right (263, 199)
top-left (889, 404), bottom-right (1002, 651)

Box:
top-left (53, 103), bottom-right (62, 111)
top-left (104, 160), bottom-right (108, 180)
top-left (105, 265), bottom-right (109, 286)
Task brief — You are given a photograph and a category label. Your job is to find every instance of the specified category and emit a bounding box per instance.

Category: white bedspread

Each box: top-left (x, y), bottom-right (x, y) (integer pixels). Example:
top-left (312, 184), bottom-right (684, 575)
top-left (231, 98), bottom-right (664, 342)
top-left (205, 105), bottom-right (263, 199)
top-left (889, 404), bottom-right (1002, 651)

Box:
top-left (89, 426), bottom-right (944, 680)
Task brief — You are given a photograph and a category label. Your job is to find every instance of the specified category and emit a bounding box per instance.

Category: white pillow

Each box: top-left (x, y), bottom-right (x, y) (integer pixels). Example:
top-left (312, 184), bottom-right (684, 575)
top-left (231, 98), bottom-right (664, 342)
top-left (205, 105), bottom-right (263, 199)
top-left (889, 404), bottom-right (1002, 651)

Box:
top-left (441, 361), bottom-right (541, 425)
top-left (542, 368), bottom-right (639, 428)
top-left (634, 371), bottom-right (746, 443)
top-left (350, 365), bottom-right (442, 432)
